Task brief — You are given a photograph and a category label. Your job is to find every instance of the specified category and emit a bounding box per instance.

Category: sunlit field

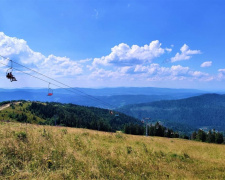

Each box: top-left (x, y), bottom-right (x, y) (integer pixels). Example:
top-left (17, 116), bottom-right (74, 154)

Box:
top-left (0, 122), bottom-right (224, 179)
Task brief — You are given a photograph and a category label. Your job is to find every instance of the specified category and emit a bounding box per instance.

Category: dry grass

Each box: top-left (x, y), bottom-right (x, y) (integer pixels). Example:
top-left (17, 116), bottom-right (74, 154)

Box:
top-left (0, 122), bottom-right (224, 179)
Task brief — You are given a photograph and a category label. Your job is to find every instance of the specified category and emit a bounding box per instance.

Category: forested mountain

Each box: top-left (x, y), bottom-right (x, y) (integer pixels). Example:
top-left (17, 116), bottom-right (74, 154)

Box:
top-left (0, 101), bottom-right (140, 132)
top-left (120, 94), bottom-right (225, 132)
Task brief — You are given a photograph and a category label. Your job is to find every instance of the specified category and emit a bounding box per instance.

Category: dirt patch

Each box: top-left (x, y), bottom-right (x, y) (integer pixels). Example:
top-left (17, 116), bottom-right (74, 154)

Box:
top-left (0, 102), bottom-right (20, 111)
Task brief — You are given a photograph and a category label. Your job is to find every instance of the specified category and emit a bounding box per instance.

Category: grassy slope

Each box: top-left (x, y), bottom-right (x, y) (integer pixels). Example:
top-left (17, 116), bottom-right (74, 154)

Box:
top-left (0, 122), bottom-right (224, 179)
top-left (0, 101), bottom-right (45, 124)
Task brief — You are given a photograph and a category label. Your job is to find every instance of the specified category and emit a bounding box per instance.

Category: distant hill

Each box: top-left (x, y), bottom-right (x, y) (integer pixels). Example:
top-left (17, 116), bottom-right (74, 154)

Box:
top-left (119, 94), bottom-right (225, 132)
top-left (0, 87), bottom-right (206, 108)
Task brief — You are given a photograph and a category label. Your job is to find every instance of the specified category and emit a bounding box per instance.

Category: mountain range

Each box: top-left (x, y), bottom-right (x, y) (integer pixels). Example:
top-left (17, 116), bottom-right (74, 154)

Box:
top-left (0, 87), bottom-right (206, 108)
top-left (2, 87), bottom-right (225, 134)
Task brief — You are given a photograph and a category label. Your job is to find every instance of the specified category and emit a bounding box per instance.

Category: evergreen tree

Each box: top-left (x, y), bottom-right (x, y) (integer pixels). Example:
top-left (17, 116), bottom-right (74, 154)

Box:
top-left (215, 132), bottom-right (224, 144)
top-left (196, 129), bottom-right (207, 142)
top-left (191, 131), bottom-right (197, 140)
top-left (206, 130), bottom-right (215, 143)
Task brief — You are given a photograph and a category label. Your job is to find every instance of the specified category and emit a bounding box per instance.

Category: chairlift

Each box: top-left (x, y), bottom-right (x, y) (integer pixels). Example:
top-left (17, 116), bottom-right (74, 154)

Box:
top-left (6, 60), bottom-right (17, 82)
top-left (47, 83), bottom-right (53, 96)
top-left (109, 110), bottom-right (119, 117)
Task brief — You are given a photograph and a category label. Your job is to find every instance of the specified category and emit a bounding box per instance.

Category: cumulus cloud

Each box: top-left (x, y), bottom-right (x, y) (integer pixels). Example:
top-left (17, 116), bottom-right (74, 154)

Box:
top-left (171, 44), bottom-right (201, 62)
top-left (0, 32), bottom-right (82, 77)
top-left (200, 61), bottom-right (212, 67)
top-left (93, 40), bottom-right (172, 66)
top-left (40, 55), bottom-right (82, 77)
top-left (0, 32), bottom-right (44, 65)
top-left (111, 63), bottom-right (212, 82)
top-left (0, 32), bottom-right (216, 87)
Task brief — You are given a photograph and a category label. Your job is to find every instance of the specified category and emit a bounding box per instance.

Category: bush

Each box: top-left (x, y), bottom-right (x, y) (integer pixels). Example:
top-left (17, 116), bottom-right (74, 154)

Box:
top-left (127, 146), bottom-right (132, 154)
top-left (15, 131), bottom-right (27, 141)
top-left (61, 129), bottom-right (68, 135)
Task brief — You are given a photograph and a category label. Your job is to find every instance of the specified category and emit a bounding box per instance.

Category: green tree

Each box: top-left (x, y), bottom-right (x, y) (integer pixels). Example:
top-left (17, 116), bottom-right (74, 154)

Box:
top-left (196, 129), bottom-right (207, 142)
top-left (215, 132), bottom-right (224, 144)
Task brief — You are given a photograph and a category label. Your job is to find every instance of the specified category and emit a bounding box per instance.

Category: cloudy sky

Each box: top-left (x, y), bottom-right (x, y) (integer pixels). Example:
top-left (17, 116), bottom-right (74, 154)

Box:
top-left (1, 0), bottom-right (225, 90)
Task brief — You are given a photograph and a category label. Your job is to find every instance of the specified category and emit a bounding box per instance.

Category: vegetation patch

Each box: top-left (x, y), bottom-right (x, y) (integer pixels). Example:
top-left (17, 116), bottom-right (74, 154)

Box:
top-left (15, 131), bottom-right (27, 141)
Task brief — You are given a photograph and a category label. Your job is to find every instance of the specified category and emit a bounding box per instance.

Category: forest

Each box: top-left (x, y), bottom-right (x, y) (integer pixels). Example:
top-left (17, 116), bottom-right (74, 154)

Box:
top-left (120, 94), bottom-right (225, 132)
top-left (22, 101), bottom-right (140, 132)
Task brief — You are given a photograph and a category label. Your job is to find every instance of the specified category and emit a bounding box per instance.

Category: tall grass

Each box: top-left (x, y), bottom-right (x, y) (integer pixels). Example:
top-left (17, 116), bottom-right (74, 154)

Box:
top-left (0, 122), bottom-right (224, 179)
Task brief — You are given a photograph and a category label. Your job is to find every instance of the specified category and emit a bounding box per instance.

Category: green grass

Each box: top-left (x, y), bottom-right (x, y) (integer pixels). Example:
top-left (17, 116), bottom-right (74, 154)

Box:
top-left (0, 122), bottom-right (224, 179)
top-left (0, 102), bottom-right (45, 124)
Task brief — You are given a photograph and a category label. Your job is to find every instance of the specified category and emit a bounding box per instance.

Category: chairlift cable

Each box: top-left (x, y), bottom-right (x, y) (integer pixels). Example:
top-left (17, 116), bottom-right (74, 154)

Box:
top-left (0, 61), bottom-right (72, 92)
top-left (0, 55), bottom-right (114, 108)
top-left (0, 58), bottom-right (116, 110)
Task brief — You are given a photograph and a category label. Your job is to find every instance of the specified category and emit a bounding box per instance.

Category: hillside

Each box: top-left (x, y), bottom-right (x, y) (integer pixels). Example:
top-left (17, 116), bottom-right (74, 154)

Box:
top-left (0, 122), bottom-right (224, 179)
top-left (0, 101), bottom-right (140, 132)
top-left (120, 94), bottom-right (225, 132)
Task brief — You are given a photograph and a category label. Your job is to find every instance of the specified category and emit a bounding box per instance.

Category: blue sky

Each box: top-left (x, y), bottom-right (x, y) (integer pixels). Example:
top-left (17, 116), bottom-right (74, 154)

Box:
top-left (1, 0), bottom-right (225, 90)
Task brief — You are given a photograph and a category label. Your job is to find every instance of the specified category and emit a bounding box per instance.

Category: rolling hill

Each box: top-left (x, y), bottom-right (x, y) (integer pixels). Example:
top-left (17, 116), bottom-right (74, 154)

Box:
top-left (0, 101), bottom-right (140, 132)
top-left (120, 94), bottom-right (225, 132)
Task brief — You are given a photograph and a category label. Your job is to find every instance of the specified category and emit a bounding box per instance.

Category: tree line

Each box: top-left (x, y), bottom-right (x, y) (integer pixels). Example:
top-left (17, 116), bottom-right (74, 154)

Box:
top-left (124, 122), bottom-right (180, 138)
top-left (124, 122), bottom-right (224, 144)
top-left (191, 129), bottom-right (224, 144)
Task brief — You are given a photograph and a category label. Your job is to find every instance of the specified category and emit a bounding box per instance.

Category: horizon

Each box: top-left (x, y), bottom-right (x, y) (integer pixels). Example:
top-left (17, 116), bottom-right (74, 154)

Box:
top-left (0, 86), bottom-right (223, 93)
top-left (1, 1), bottom-right (225, 90)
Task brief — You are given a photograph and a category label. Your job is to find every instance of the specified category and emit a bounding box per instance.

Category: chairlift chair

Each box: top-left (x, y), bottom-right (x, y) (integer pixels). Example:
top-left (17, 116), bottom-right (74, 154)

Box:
top-left (47, 83), bottom-right (53, 96)
top-left (6, 68), bottom-right (17, 82)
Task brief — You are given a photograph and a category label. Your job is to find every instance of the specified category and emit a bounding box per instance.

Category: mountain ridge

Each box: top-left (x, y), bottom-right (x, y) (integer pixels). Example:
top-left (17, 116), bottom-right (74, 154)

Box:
top-left (0, 87), bottom-right (206, 108)
top-left (119, 93), bottom-right (225, 132)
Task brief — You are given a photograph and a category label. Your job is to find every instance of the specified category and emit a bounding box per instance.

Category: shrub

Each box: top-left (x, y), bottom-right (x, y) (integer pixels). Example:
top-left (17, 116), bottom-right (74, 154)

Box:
top-left (61, 129), bottom-right (68, 135)
top-left (115, 132), bottom-right (123, 139)
top-left (15, 131), bottom-right (27, 141)
top-left (127, 146), bottom-right (132, 154)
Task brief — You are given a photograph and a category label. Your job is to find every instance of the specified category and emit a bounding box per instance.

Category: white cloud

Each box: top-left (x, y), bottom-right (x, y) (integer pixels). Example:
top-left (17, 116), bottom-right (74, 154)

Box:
top-left (0, 32), bottom-right (217, 88)
top-left (171, 44), bottom-right (201, 62)
top-left (89, 61), bottom-right (213, 83)
top-left (218, 69), bottom-right (225, 80)
top-left (218, 69), bottom-right (225, 73)
top-left (170, 65), bottom-right (189, 76)
top-left (79, 58), bottom-right (92, 63)
top-left (0, 32), bottom-right (44, 65)
top-left (190, 71), bottom-right (208, 78)
top-left (94, 9), bottom-right (99, 19)
top-left (0, 32), bottom-right (83, 77)
top-left (118, 63), bottom-right (212, 81)
top-left (41, 55), bottom-right (83, 77)
top-left (200, 61), bottom-right (212, 67)
top-left (93, 40), bottom-right (171, 66)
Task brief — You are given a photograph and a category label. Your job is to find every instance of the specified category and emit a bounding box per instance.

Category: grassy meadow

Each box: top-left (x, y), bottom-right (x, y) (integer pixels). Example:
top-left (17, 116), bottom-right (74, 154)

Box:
top-left (0, 122), bottom-right (224, 179)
